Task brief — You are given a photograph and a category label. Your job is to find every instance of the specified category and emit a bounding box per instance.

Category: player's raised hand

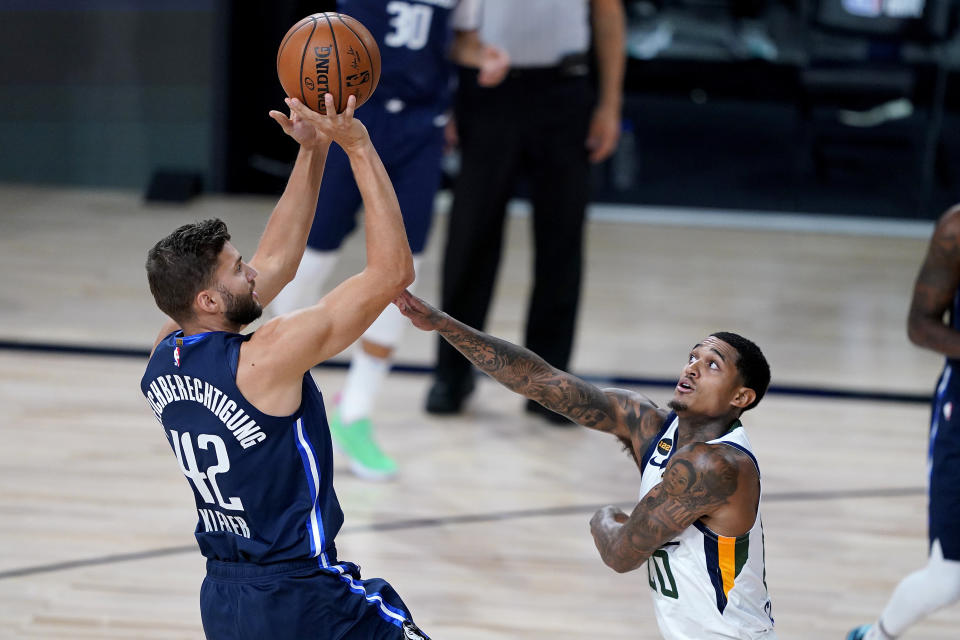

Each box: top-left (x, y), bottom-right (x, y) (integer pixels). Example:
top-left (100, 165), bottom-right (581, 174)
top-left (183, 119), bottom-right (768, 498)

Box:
top-left (393, 290), bottom-right (446, 332)
top-left (283, 94), bottom-right (369, 153)
top-left (269, 98), bottom-right (334, 149)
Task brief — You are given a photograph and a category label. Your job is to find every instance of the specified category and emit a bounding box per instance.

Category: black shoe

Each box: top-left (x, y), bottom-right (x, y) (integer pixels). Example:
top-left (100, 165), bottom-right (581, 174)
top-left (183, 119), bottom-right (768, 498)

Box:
top-left (425, 376), bottom-right (475, 414)
top-left (525, 399), bottom-right (575, 426)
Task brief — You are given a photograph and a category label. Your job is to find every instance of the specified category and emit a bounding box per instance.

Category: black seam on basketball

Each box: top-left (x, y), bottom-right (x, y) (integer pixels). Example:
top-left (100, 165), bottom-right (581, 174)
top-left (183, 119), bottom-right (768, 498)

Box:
top-left (298, 17), bottom-right (318, 108)
top-left (323, 13), bottom-right (343, 114)
top-left (278, 16), bottom-right (311, 65)
top-left (337, 15), bottom-right (373, 104)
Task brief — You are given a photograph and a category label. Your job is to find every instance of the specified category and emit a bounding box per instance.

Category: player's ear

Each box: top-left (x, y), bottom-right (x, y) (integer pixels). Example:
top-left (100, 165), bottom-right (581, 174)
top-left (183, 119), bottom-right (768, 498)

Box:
top-left (731, 387), bottom-right (756, 410)
top-left (196, 288), bottom-right (219, 314)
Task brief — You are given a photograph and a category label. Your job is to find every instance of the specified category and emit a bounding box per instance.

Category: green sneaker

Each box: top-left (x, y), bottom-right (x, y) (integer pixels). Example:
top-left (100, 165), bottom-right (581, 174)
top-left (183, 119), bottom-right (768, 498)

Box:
top-left (845, 626), bottom-right (873, 640)
top-left (329, 411), bottom-right (397, 480)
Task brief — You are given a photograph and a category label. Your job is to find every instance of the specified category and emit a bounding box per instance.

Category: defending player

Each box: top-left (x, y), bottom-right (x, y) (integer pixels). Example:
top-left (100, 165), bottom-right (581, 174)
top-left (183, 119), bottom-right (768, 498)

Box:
top-left (847, 205), bottom-right (960, 640)
top-left (394, 290), bottom-right (776, 639)
top-left (270, 0), bottom-right (509, 479)
top-left (141, 95), bottom-right (428, 639)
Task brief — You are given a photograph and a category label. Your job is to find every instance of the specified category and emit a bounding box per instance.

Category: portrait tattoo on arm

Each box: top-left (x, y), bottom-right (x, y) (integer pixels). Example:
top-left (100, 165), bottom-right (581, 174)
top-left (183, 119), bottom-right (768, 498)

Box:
top-left (591, 444), bottom-right (739, 573)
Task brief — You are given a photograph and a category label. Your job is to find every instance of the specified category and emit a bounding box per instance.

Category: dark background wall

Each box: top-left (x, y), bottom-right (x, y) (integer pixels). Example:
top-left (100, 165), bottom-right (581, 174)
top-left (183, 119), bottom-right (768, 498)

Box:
top-left (0, 0), bottom-right (217, 189)
top-left (0, 0), bottom-right (338, 192)
top-left (1, 0), bottom-right (959, 219)
top-left (213, 0), bottom-right (337, 194)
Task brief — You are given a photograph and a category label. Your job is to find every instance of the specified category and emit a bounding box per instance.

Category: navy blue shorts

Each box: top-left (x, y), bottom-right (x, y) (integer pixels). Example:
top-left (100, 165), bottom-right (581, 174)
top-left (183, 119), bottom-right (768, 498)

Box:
top-left (200, 558), bottom-right (429, 640)
top-left (928, 362), bottom-right (960, 560)
top-left (307, 100), bottom-right (445, 255)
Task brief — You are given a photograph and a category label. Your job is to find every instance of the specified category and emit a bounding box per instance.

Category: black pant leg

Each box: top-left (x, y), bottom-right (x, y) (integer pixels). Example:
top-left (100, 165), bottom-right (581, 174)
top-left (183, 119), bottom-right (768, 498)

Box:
top-left (434, 72), bottom-right (522, 382)
top-left (523, 75), bottom-right (593, 370)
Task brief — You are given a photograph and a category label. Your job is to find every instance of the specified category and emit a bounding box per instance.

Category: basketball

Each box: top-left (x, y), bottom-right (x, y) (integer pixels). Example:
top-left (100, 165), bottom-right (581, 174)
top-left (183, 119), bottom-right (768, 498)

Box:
top-left (277, 13), bottom-right (381, 114)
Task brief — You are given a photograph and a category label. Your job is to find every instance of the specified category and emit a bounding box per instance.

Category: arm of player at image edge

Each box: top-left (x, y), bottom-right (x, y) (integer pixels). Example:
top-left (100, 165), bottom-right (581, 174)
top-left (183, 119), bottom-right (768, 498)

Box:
top-left (250, 94), bottom-right (414, 376)
top-left (392, 290), bottom-right (660, 438)
top-left (589, 443), bottom-right (740, 573)
top-left (247, 96), bottom-right (337, 306)
top-left (907, 204), bottom-right (960, 359)
top-left (449, 29), bottom-right (510, 87)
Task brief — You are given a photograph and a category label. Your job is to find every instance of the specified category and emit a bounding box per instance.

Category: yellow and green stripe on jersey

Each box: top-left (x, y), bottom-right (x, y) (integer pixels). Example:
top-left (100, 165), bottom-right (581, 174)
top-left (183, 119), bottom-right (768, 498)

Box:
top-left (695, 520), bottom-right (752, 613)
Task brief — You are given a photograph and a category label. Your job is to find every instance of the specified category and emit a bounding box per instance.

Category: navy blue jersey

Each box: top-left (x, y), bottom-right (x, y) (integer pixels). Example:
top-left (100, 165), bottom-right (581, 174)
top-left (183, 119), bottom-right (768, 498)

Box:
top-left (339, 0), bottom-right (459, 107)
top-left (924, 286), bottom-right (960, 560)
top-left (141, 331), bottom-right (343, 566)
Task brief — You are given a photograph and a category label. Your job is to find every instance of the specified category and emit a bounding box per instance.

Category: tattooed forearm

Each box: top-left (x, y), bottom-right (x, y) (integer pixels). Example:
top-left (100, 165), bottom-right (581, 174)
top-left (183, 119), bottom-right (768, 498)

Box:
top-left (436, 318), bottom-right (618, 429)
top-left (591, 445), bottom-right (739, 573)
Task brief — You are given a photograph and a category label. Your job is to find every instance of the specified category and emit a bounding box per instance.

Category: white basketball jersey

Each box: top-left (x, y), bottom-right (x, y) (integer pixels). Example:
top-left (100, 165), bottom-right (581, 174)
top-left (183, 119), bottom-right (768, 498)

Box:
top-left (638, 414), bottom-right (776, 640)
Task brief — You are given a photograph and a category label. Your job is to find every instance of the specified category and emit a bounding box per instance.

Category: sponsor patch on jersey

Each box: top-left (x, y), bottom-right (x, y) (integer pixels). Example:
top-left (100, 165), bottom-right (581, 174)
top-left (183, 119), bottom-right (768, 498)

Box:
top-left (173, 346), bottom-right (181, 367)
top-left (657, 438), bottom-right (673, 455)
top-left (402, 620), bottom-right (429, 640)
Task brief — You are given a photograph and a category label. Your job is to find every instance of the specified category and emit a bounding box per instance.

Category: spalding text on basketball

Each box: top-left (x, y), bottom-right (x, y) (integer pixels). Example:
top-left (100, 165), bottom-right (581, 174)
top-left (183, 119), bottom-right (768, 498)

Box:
top-left (312, 45), bottom-right (332, 95)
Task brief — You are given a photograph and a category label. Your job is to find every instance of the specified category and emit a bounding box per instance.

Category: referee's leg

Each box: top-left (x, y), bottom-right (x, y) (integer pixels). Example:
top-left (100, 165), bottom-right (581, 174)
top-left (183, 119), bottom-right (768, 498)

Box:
top-left (524, 75), bottom-right (592, 372)
top-left (432, 73), bottom-right (521, 398)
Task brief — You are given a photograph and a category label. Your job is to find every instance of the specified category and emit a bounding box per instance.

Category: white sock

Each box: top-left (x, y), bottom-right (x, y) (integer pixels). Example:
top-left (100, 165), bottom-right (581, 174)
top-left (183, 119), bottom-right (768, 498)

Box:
top-left (864, 621), bottom-right (894, 640)
top-left (270, 248), bottom-right (339, 316)
top-left (340, 348), bottom-right (391, 424)
top-left (338, 257), bottom-right (422, 423)
top-left (871, 539), bottom-right (960, 638)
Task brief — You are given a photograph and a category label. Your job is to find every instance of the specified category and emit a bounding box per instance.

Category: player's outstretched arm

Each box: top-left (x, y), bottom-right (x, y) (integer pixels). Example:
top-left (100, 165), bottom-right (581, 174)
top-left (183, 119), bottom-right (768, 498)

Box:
top-left (242, 96), bottom-right (413, 403)
top-left (243, 97), bottom-right (338, 307)
top-left (908, 205), bottom-right (960, 359)
top-left (394, 290), bottom-right (662, 441)
top-left (589, 443), bottom-right (739, 573)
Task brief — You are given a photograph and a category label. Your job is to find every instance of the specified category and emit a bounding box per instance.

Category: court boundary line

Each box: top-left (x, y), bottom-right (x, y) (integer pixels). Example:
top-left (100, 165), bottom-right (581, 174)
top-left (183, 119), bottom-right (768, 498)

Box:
top-left (0, 338), bottom-right (931, 404)
top-left (583, 202), bottom-right (935, 239)
top-left (0, 486), bottom-right (925, 581)
top-left (429, 193), bottom-right (937, 239)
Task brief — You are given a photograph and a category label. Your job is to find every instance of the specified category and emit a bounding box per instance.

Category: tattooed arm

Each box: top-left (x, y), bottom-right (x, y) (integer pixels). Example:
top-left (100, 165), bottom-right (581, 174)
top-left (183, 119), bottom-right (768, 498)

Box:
top-left (393, 290), bottom-right (664, 445)
top-left (908, 206), bottom-right (960, 358)
top-left (589, 443), bottom-right (740, 573)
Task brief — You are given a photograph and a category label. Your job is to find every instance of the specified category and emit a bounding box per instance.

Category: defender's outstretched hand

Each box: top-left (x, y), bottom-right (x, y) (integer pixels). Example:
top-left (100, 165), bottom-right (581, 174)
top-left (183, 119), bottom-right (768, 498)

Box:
top-left (393, 290), bottom-right (446, 332)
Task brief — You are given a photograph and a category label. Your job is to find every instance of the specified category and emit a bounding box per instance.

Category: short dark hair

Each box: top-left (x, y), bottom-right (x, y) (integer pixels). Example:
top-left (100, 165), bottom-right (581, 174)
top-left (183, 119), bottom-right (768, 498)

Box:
top-left (146, 219), bottom-right (231, 323)
top-left (710, 331), bottom-right (770, 411)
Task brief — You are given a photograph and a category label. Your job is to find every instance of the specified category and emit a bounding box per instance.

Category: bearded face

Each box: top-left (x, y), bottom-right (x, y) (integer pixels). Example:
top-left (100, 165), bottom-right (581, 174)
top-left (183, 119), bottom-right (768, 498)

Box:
top-left (218, 285), bottom-right (262, 326)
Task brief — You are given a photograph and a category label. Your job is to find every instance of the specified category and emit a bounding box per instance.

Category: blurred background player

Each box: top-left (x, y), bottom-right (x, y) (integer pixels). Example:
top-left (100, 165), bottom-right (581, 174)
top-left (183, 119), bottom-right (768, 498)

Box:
top-left (847, 204), bottom-right (960, 640)
top-left (425, 0), bottom-right (626, 424)
top-left (271, 0), bottom-right (509, 479)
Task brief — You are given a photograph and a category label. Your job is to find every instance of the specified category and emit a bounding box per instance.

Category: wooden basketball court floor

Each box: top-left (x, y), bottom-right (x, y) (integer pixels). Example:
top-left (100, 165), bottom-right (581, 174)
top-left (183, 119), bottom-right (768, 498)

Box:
top-left (1, 182), bottom-right (958, 638)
